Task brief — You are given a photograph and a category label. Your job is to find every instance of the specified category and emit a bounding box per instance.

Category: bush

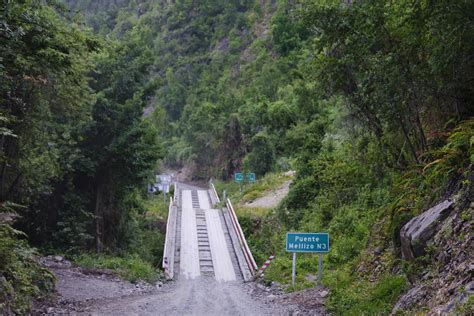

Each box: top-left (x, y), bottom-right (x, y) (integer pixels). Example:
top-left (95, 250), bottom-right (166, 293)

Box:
top-left (0, 223), bottom-right (55, 314)
top-left (243, 131), bottom-right (275, 176)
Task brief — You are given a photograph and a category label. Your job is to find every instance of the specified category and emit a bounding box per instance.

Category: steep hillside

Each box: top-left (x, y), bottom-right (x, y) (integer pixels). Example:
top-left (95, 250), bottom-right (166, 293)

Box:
top-left (1, 0), bottom-right (473, 314)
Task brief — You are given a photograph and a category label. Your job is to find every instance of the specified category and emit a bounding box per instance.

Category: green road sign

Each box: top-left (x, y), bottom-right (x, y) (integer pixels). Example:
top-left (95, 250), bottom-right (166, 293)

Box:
top-left (246, 172), bottom-right (256, 183)
top-left (234, 172), bottom-right (244, 183)
top-left (286, 232), bottom-right (330, 253)
top-left (286, 232), bottom-right (330, 286)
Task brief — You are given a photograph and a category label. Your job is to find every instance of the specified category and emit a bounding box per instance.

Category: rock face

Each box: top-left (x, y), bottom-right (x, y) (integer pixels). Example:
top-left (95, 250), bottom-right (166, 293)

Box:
top-left (393, 168), bottom-right (474, 314)
top-left (400, 199), bottom-right (454, 260)
top-left (391, 285), bottom-right (428, 313)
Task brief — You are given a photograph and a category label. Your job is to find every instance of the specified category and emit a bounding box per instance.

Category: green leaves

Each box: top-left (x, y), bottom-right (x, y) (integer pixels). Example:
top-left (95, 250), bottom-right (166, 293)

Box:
top-left (0, 222), bottom-right (55, 315)
top-left (0, 127), bottom-right (17, 138)
top-left (243, 131), bottom-right (275, 176)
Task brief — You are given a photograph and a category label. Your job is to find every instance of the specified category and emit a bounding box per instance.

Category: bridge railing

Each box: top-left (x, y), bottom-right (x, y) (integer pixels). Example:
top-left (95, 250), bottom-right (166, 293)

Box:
top-left (163, 183), bottom-right (178, 279)
top-left (208, 181), bottom-right (257, 274)
top-left (173, 181), bottom-right (178, 205)
top-left (225, 198), bottom-right (258, 274)
top-left (209, 182), bottom-right (220, 204)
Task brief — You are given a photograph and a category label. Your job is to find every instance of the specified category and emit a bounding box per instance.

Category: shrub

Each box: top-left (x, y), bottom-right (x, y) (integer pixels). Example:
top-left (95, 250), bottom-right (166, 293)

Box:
top-left (243, 131), bottom-right (275, 176)
top-left (0, 223), bottom-right (55, 314)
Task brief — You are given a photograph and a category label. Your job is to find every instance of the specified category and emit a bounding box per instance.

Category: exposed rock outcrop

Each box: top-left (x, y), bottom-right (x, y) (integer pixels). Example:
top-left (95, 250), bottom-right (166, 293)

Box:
top-left (393, 168), bottom-right (473, 314)
top-left (400, 199), bottom-right (454, 260)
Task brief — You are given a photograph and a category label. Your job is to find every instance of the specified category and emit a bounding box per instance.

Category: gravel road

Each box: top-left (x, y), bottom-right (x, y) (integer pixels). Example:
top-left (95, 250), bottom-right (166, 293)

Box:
top-left (244, 180), bottom-right (291, 209)
top-left (37, 257), bottom-right (328, 315)
top-left (88, 277), bottom-right (289, 315)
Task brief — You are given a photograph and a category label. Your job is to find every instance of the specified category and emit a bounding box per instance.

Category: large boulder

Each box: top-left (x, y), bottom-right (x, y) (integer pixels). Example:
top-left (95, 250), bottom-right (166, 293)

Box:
top-left (400, 199), bottom-right (454, 260)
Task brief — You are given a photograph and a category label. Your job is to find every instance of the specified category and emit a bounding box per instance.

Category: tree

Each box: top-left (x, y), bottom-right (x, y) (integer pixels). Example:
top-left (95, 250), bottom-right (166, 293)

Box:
top-left (243, 131), bottom-right (275, 176)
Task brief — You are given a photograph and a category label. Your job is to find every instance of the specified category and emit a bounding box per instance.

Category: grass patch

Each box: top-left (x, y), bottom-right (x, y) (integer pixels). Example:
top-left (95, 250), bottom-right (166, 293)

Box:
top-left (235, 206), bottom-right (271, 217)
top-left (75, 253), bottom-right (159, 283)
top-left (262, 253), bottom-right (337, 291)
top-left (325, 271), bottom-right (408, 315)
top-left (143, 191), bottom-right (170, 219)
top-left (455, 295), bottom-right (474, 315)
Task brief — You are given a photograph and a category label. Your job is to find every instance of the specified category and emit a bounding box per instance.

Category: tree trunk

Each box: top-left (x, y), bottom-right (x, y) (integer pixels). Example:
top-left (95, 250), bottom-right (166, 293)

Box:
top-left (6, 171), bottom-right (22, 199)
top-left (414, 110), bottom-right (428, 153)
top-left (0, 162), bottom-right (6, 201)
top-left (399, 117), bottom-right (420, 164)
top-left (94, 183), bottom-right (103, 253)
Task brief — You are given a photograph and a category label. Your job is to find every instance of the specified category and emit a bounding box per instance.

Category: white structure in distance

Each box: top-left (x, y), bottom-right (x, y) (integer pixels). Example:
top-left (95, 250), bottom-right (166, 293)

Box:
top-left (148, 173), bottom-right (172, 193)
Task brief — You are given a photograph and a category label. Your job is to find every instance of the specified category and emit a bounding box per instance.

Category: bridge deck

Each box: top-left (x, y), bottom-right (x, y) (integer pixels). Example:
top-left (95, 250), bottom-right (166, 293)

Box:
top-left (174, 186), bottom-right (243, 282)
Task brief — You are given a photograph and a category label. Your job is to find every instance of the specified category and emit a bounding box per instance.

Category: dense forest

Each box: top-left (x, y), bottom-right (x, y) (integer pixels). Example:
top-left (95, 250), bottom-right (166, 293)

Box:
top-left (1, 0), bottom-right (473, 314)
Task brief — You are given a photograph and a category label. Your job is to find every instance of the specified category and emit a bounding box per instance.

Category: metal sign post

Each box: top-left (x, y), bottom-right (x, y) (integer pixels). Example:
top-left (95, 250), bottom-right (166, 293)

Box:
top-left (163, 184), bottom-right (168, 203)
top-left (286, 232), bottom-right (330, 286)
top-left (318, 254), bottom-right (323, 285)
top-left (234, 173), bottom-right (243, 192)
top-left (292, 252), bottom-right (296, 285)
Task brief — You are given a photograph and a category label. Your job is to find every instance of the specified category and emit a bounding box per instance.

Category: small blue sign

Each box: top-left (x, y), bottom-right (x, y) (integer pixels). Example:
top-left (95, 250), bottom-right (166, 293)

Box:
top-left (247, 172), bottom-right (256, 183)
top-left (234, 172), bottom-right (244, 183)
top-left (286, 232), bottom-right (330, 253)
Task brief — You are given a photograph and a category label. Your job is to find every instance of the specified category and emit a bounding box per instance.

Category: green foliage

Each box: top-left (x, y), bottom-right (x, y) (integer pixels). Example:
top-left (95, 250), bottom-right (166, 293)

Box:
top-left (0, 223), bottom-right (55, 314)
top-left (0, 0), bottom-right (163, 255)
top-left (133, 194), bottom-right (168, 266)
top-left (75, 253), bottom-right (158, 283)
top-left (72, 192), bottom-right (169, 284)
top-left (1, 0), bottom-right (472, 313)
top-left (424, 119), bottom-right (474, 182)
top-left (455, 295), bottom-right (474, 315)
top-left (390, 119), bottom-right (474, 242)
top-left (271, 0), bottom-right (309, 56)
top-left (0, 4), bottom-right (163, 312)
top-left (326, 274), bottom-right (408, 315)
top-left (243, 131), bottom-right (275, 176)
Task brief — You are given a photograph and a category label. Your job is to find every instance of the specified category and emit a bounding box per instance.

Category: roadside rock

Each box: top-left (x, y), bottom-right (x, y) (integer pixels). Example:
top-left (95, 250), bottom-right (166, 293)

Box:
top-left (41, 255), bottom-right (72, 268)
top-left (400, 199), bottom-right (454, 260)
top-left (0, 212), bottom-right (19, 223)
top-left (276, 285), bottom-right (328, 314)
top-left (466, 281), bottom-right (474, 294)
top-left (246, 278), bottom-right (327, 314)
top-left (391, 285), bottom-right (428, 314)
top-left (305, 273), bottom-right (317, 283)
top-left (284, 170), bottom-right (296, 177)
top-left (393, 169), bottom-right (474, 314)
